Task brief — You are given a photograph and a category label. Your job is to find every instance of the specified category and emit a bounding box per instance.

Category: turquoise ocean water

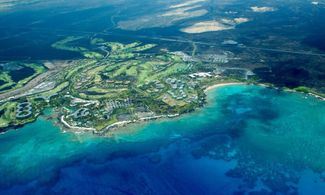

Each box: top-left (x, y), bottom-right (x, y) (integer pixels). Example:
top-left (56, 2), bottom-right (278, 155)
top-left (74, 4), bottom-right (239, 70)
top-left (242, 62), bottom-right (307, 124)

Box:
top-left (0, 85), bottom-right (325, 194)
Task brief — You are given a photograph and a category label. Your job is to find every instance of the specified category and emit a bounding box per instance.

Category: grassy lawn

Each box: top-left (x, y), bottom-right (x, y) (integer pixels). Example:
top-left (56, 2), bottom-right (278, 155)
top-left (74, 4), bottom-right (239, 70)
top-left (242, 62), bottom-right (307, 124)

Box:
top-left (0, 102), bottom-right (17, 128)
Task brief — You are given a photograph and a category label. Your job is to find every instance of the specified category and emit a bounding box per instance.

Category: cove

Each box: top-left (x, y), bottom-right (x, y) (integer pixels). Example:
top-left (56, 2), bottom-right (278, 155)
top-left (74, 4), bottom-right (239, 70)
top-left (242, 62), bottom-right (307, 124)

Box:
top-left (0, 85), bottom-right (325, 194)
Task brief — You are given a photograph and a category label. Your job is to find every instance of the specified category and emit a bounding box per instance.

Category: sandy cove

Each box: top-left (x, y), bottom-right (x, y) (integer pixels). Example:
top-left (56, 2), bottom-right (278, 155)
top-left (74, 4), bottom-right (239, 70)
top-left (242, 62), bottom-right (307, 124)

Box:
top-left (205, 82), bottom-right (325, 102)
top-left (204, 82), bottom-right (246, 92)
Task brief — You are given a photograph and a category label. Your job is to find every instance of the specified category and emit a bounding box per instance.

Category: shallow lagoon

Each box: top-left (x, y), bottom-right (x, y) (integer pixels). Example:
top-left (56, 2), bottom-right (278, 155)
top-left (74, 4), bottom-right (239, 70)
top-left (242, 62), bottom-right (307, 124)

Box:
top-left (0, 85), bottom-right (325, 194)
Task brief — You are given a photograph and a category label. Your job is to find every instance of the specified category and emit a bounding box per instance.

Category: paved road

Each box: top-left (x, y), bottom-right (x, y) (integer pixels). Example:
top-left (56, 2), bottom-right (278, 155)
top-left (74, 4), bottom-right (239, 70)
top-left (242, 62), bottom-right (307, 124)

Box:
top-left (0, 27), bottom-right (324, 101)
top-left (0, 61), bottom-right (69, 102)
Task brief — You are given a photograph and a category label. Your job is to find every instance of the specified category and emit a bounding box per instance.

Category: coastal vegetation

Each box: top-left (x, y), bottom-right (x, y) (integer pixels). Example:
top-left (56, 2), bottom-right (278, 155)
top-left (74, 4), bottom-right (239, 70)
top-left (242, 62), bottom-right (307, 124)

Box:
top-left (293, 86), bottom-right (325, 99)
top-left (1, 35), bottom-right (324, 135)
top-left (0, 36), bottom-right (241, 134)
top-left (294, 86), bottom-right (311, 93)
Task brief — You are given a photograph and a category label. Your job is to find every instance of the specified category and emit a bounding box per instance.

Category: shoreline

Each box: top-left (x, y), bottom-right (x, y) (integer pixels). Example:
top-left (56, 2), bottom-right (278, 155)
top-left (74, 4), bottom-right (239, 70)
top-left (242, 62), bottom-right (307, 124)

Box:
top-left (204, 82), bottom-right (246, 93)
top-left (255, 83), bottom-right (325, 101)
top-left (309, 93), bottom-right (325, 101)
top-left (60, 116), bottom-right (96, 132)
top-left (59, 82), bottom-right (325, 136)
top-left (1, 81), bottom-right (324, 136)
top-left (94, 82), bottom-right (248, 136)
top-left (95, 114), bottom-right (180, 136)
top-left (205, 82), bottom-right (325, 101)
top-left (285, 89), bottom-right (325, 101)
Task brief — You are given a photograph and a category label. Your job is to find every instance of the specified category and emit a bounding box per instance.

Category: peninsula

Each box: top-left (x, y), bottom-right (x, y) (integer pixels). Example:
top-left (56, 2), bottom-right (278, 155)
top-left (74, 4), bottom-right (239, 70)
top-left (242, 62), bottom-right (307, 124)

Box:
top-left (0, 36), bottom-right (241, 135)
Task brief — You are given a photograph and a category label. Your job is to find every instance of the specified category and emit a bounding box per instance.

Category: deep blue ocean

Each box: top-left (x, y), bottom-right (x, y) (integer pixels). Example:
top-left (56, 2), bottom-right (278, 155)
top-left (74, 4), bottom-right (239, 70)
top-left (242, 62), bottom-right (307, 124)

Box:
top-left (0, 85), bottom-right (325, 195)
